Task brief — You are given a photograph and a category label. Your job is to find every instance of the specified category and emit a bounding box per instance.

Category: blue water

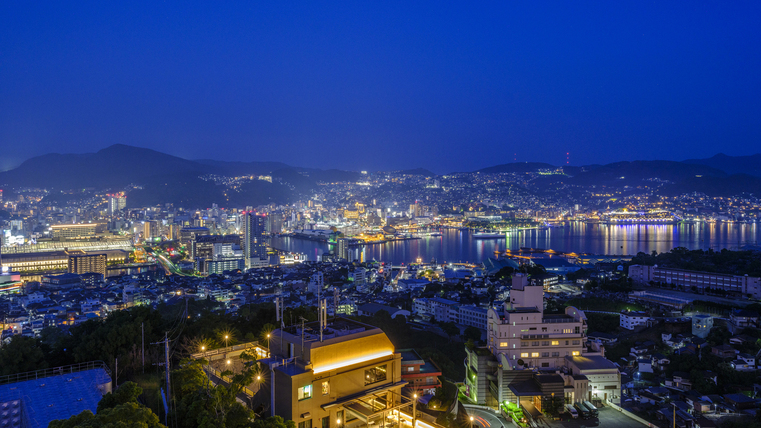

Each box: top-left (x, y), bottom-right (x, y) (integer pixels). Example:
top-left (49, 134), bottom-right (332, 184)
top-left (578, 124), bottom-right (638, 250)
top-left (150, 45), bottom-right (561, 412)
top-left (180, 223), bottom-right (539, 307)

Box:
top-left (269, 222), bottom-right (761, 264)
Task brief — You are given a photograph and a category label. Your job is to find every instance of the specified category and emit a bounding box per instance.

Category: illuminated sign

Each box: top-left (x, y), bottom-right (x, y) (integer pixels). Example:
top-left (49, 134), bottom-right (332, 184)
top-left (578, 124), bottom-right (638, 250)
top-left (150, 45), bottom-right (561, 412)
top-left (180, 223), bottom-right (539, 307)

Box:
top-left (312, 350), bottom-right (393, 374)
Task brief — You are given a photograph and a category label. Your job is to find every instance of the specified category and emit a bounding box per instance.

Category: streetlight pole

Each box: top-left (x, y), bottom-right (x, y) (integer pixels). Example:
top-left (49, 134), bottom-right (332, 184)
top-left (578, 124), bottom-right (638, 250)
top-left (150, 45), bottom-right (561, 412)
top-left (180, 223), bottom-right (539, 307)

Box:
top-left (470, 415), bottom-right (474, 428)
top-left (413, 393), bottom-right (417, 428)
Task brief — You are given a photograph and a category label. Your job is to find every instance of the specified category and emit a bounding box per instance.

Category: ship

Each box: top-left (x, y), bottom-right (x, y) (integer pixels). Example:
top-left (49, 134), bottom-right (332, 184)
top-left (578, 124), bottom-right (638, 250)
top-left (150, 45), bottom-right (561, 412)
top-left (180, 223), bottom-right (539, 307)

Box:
top-left (472, 231), bottom-right (505, 239)
top-left (601, 209), bottom-right (680, 224)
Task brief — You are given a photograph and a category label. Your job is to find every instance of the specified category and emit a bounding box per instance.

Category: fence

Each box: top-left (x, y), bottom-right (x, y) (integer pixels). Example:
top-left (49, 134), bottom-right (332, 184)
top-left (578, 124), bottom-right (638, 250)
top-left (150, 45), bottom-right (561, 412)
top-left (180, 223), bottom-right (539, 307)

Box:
top-left (0, 361), bottom-right (111, 386)
top-left (203, 365), bottom-right (257, 397)
top-left (190, 341), bottom-right (265, 361)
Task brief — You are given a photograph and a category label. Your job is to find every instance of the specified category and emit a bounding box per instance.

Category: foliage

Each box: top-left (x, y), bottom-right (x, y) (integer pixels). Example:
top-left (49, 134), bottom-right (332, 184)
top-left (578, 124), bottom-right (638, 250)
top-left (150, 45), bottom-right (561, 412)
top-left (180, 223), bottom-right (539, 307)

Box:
top-left (630, 247), bottom-right (761, 277)
top-left (0, 335), bottom-right (48, 375)
top-left (172, 359), bottom-right (255, 428)
top-left (463, 326), bottom-right (481, 343)
top-left (251, 416), bottom-right (296, 428)
top-left (585, 313), bottom-right (620, 334)
top-left (439, 322), bottom-right (460, 341)
top-left (98, 381), bottom-right (143, 412)
top-left (49, 402), bottom-right (166, 428)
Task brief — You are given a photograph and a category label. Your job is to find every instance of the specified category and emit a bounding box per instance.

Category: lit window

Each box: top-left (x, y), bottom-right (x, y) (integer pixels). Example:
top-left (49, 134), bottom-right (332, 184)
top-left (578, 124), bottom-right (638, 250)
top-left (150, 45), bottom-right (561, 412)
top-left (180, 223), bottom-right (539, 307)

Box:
top-left (572, 351), bottom-right (580, 356)
top-left (499, 342), bottom-right (507, 347)
top-left (551, 341), bottom-right (559, 346)
top-left (364, 365), bottom-right (387, 386)
top-left (531, 352), bottom-right (539, 358)
top-left (520, 353), bottom-right (529, 358)
top-left (322, 381), bottom-right (330, 396)
top-left (298, 385), bottom-right (312, 400)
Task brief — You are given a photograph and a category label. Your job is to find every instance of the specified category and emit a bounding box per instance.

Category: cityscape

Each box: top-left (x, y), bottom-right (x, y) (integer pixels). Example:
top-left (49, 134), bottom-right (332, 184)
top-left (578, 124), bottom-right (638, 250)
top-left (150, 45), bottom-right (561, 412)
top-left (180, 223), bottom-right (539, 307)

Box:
top-left (2, 3), bottom-right (761, 428)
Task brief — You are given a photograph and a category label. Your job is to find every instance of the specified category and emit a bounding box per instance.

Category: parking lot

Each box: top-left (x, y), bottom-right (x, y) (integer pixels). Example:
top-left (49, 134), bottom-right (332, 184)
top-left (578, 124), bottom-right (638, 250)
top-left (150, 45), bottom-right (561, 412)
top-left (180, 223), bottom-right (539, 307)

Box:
top-left (545, 407), bottom-right (646, 428)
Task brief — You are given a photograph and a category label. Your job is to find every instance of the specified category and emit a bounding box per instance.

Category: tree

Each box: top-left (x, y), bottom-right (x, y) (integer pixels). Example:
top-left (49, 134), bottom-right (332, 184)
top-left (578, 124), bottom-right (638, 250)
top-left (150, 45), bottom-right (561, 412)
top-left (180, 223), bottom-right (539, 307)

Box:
top-left (50, 402), bottom-right (166, 428)
top-left (0, 335), bottom-right (47, 375)
top-left (463, 326), bottom-right (482, 343)
top-left (252, 416), bottom-right (296, 428)
top-left (97, 381), bottom-right (143, 412)
top-left (439, 322), bottom-right (460, 341)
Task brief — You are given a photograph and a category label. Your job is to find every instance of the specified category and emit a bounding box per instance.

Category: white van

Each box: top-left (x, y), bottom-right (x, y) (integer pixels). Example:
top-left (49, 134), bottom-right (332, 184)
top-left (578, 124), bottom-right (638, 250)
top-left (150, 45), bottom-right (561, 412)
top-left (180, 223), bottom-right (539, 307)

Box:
top-left (565, 404), bottom-right (578, 419)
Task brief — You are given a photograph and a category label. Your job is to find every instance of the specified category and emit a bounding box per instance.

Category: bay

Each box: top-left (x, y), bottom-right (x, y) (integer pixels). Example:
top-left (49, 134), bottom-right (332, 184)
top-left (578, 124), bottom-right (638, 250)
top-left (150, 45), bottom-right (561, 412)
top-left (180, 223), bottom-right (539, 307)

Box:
top-left (269, 222), bottom-right (761, 264)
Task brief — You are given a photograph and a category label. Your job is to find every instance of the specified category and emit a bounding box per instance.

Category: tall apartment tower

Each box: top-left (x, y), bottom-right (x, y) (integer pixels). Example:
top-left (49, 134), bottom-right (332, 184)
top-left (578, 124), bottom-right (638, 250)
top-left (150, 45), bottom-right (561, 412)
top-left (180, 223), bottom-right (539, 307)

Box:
top-left (337, 238), bottom-right (350, 261)
top-left (108, 193), bottom-right (126, 215)
top-left (244, 212), bottom-right (267, 269)
top-left (143, 220), bottom-right (159, 242)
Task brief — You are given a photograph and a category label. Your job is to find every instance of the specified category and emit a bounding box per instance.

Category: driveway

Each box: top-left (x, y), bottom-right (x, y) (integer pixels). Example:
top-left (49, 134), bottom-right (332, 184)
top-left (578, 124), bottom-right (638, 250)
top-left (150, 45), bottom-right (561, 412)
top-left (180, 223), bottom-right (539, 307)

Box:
top-left (464, 407), bottom-right (508, 428)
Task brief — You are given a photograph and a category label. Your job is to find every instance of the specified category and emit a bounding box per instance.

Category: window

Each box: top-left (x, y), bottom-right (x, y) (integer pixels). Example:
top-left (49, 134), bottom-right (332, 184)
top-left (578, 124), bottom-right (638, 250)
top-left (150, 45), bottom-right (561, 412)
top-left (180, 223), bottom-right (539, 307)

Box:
top-left (565, 340), bottom-right (569, 345)
top-left (563, 329), bottom-right (572, 334)
top-left (407, 367), bottom-right (415, 372)
top-left (520, 353), bottom-right (529, 358)
top-left (542, 352), bottom-right (549, 357)
top-left (551, 341), bottom-right (559, 346)
top-left (365, 365), bottom-right (387, 386)
top-left (298, 385), bottom-right (312, 400)
top-left (541, 327), bottom-right (547, 332)
top-left (499, 342), bottom-right (507, 347)
top-left (572, 340), bottom-right (580, 345)
top-left (322, 417), bottom-right (330, 428)
top-left (532, 341), bottom-right (539, 346)
top-left (552, 352), bottom-right (559, 357)
top-left (521, 341), bottom-right (529, 347)
top-left (299, 420), bottom-right (312, 428)
top-left (541, 341), bottom-right (549, 346)
top-left (541, 362), bottom-right (549, 367)
top-left (572, 351), bottom-right (580, 356)
top-left (531, 352), bottom-right (539, 358)
top-left (322, 381), bottom-right (330, 395)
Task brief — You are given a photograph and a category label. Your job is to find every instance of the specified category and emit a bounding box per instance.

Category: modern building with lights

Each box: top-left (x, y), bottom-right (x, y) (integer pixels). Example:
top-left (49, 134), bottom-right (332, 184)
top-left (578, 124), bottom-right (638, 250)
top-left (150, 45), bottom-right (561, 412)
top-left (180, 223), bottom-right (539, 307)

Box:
top-left (463, 273), bottom-right (620, 411)
top-left (265, 317), bottom-right (438, 428)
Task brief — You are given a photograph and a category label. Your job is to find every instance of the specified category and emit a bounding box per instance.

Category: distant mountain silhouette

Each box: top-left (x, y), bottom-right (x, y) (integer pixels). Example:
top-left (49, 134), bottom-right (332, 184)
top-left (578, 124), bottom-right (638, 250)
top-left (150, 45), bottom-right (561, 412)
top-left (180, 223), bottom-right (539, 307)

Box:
top-left (475, 162), bottom-right (557, 174)
top-left (396, 168), bottom-right (437, 177)
top-left (683, 153), bottom-right (761, 177)
top-left (568, 160), bottom-right (726, 186)
top-left (193, 159), bottom-right (291, 176)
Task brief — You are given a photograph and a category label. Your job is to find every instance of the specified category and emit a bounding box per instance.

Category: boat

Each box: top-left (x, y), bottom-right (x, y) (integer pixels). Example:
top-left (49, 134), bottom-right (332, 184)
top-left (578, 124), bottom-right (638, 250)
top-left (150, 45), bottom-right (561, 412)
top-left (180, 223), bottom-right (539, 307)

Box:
top-left (472, 232), bottom-right (504, 239)
top-left (429, 232), bottom-right (443, 237)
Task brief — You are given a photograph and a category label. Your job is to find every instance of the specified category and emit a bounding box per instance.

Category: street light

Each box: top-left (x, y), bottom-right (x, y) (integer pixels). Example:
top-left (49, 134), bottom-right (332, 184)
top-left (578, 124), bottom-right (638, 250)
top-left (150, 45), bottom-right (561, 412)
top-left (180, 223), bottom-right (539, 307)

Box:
top-left (224, 335), bottom-right (229, 348)
top-left (413, 393), bottom-right (418, 428)
top-left (470, 416), bottom-right (474, 428)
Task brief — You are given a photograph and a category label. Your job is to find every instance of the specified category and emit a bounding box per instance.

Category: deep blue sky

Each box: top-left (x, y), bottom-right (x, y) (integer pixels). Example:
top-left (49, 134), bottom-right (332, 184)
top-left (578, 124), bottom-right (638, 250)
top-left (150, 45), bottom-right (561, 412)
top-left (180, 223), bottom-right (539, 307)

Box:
top-left (2, 2), bottom-right (760, 173)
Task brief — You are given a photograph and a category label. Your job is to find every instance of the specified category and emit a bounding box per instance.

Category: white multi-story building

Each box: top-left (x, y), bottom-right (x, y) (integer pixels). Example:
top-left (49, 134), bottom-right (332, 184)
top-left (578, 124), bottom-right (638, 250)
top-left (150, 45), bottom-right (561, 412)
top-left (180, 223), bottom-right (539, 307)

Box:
top-left (413, 297), bottom-right (488, 329)
top-left (620, 311), bottom-right (649, 330)
top-left (487, 274), bottom-right (587, 370)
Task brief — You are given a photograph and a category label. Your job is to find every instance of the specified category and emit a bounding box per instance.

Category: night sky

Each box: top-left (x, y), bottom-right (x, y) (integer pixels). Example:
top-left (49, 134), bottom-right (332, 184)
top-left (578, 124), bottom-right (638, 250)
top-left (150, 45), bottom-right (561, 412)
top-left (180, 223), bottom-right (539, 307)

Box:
top-left (2, 2), bottom-right (760, 173)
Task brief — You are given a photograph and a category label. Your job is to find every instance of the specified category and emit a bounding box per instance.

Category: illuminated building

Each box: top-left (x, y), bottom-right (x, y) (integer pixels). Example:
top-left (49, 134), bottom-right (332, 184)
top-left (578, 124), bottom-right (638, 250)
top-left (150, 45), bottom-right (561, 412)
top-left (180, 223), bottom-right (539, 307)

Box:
top-left (337, 238), bottom-right (349, 261)
top-left (2, 250), bottom-right (128, 274)
top-left (107, 193), bottom-right (126, 215)
top-left (266, 317), bottom-right (429, 428)
top-left (629, 265), bottom-right (761, 299)
top-left (51, 224), bottom-right (103, 240)
top-left (244, 212), bottom-right (268, 268)
top-left (0, 271), bottom-right (22, 295)
top-left (68, 252), bottom-right (107, 276)
top-left (179, 227), bottom-right (209, 244)
top-left (463, 274), bottom-right (617, 408)
top-left (143, 220), bottom-right (159, 242)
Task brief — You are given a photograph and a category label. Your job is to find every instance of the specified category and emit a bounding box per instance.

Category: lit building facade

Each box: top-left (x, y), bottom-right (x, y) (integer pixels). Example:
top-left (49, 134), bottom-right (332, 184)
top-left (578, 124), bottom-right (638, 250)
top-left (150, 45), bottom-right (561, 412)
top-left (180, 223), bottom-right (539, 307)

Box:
top-left (629, 265), bottom-right (761, 299)
top-left (244, 213), bottom-right (268, 269)
top-left (68, 252), bottom-right (107, 276)
top-left (266, 318), bottom-right (430, 428)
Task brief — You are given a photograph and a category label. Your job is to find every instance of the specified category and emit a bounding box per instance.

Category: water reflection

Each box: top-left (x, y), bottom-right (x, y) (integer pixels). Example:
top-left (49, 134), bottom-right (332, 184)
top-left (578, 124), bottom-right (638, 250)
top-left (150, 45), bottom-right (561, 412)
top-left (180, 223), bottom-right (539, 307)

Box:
top-left (269, 222), bottom-right (760, 264)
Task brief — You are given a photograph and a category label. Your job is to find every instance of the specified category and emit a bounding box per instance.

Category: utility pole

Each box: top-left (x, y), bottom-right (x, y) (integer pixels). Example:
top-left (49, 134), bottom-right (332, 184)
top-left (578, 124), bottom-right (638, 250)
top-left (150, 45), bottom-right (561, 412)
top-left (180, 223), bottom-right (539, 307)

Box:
top-left (164, 332), bottom-right (170, 400)
top-left (141, 322), bottom-right (145, 373)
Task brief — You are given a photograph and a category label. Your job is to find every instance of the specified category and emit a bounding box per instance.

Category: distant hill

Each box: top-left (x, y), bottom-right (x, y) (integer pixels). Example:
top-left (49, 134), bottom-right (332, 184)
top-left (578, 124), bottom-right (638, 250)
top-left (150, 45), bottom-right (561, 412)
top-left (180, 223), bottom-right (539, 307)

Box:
top-left (475, 162), bottom-right (557, 174)
top-left (193, 159), bottom-right (291, 176)
top-left (0, 144), bottom-right (206, 189)
top-left (683, 153), bottom-right (761, 177)
top-left (568, 161), bottom-right (726, 186)
top-left (396, 168), bottom-right (437, 177)
top-left (660, 174), bottom-right (761, 197)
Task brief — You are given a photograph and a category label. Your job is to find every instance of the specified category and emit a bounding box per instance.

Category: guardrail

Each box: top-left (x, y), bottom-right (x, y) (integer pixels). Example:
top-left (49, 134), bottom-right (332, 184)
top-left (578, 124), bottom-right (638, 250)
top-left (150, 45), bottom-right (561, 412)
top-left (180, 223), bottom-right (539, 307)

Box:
top-left (203, 365), bottom-right (257, 397)
top-left (190, 341), bottom-right (264, 360)
top-left (0, 361), bottom-right (111, 386)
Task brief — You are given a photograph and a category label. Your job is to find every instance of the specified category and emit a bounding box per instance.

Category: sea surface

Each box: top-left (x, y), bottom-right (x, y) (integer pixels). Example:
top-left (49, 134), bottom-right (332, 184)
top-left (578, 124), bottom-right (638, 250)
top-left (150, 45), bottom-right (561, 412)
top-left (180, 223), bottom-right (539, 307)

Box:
top-left (269, 222), bottom-right (761, 265)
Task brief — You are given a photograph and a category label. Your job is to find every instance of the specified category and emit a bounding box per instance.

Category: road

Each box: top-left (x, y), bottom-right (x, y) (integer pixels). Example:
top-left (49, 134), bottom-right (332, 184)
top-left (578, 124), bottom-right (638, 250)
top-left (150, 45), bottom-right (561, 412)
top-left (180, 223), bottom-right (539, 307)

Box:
top-left (464, 407), bottom-right (506, 428)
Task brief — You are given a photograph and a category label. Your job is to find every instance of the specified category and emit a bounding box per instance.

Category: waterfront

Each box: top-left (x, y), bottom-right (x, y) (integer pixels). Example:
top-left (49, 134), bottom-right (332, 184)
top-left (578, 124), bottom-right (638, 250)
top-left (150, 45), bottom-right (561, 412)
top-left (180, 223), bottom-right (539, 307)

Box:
top-left (271, 222), bottom-right (761, 264)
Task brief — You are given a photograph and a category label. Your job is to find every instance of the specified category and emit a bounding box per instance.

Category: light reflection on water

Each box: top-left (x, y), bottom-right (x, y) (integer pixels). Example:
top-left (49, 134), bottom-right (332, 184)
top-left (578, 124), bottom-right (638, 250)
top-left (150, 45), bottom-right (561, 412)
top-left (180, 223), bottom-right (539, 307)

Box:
top-left (269, 222), bottom-right (761, 264)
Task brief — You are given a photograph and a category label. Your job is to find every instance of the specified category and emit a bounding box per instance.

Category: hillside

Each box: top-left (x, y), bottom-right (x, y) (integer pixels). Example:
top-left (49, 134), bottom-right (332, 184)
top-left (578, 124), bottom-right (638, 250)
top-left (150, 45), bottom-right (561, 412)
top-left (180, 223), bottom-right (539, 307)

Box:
top-left (683, 153), bottom-right (761, 177)
top-left (475, 162), bottom-right (557, 174)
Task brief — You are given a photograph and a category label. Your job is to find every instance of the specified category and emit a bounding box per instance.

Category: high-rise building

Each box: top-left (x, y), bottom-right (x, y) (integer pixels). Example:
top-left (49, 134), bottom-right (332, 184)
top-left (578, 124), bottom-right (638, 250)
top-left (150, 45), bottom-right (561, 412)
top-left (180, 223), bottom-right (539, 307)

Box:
top-left (68, 252), bottom-right (107, 276)
top-left (51, 224), bottom-right (103, 240)
top-left (143, 221), bottom-right (159, 242)
top-left (243, 212), bottom-right (267, 269)
top-left (336, 238), bottom-right (349, 261)
top-left (107, 193), bottom-right (126, 215)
